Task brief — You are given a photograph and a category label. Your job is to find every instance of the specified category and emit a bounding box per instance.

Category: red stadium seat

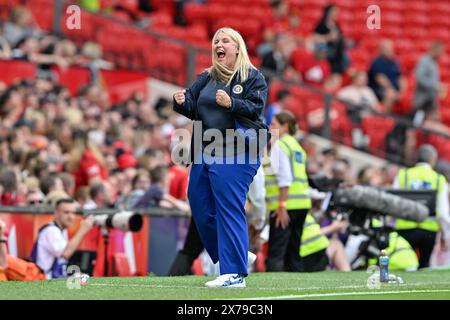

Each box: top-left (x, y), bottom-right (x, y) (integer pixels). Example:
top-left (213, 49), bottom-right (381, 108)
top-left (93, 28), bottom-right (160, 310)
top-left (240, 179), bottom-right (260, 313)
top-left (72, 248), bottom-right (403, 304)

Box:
top-left (430, 2), bottom-right (450, 15)
top-left (27, 2), bottom-right (54, 31)
top-left (378, 0), bottom-right (405, 12)
top-left (148, 12), bottom-right (172, 27)
top-left (399, 53), bottom-right (422, 75)
top-left (361, 116), bottom-right (396, 156)
top-left (52, 66), bottom-right (91, 96)
top-left (429, 29), bottom-right (450, 43)
top-left (404, 27), bottom-right (429, 40)
top-left (404, 13), bottom-right (430, 27)
top-left (334, 0), bottom-right (355, 10)
top-left (212, 18), bottom-right (261, 40)
top-left (184, 3), bottom-right (209, 25)
top-left (380, 27), bottom-right (403, 39)
top-left (394, 39), bottom-right (416, 56)
top-left (101, 69), bottom-right (149, 104)
top-left (62, 8), bottom-right (100, 43)
top-left (440, 108), bottom-right (450, 128)
top-left (0, 60), bottom-right (36, 85)
top-left (424, 134), bottom-right (450, 162)
top-left (149, 0), bottom-right (176, 16)
top-left (348, 49), bottom-right (371, 71)
top-left (286, 98), bottom-right (308, 131)
top-left (381, 12), bottom-right (404, 26)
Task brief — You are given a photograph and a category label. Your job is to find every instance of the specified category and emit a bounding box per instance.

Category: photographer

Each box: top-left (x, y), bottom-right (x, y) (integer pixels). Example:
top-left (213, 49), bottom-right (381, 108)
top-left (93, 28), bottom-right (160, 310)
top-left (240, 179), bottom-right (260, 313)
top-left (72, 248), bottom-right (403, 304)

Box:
top-left (367, 219), bottom-right (419, 271)
top-left (0, 198), bottom-right (94, 281)
top-left (393, 144), bottom-right (450, 268)
top-left (300, 190), bottom-right (351, 272)
top-left (343, 167), bottom-right (419, 271)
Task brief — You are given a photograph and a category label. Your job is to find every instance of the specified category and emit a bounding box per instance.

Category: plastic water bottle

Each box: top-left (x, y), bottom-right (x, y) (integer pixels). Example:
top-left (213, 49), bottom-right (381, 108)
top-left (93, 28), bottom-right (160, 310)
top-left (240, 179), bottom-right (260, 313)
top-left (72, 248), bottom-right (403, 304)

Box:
top-left (379, 250), bottom-right (389, 282)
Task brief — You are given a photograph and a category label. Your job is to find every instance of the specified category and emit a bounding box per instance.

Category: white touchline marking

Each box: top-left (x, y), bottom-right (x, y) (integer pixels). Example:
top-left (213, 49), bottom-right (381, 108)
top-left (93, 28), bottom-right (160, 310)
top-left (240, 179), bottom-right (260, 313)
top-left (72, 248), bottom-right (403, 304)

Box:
top-left (89, 283), bottom-right (366, 291)
top-left (239, 289), bottom-right (450, 300)
top-left (89, 282), bottom-right (450, 292)
top-left (91, 283), bottom-right (205, 289)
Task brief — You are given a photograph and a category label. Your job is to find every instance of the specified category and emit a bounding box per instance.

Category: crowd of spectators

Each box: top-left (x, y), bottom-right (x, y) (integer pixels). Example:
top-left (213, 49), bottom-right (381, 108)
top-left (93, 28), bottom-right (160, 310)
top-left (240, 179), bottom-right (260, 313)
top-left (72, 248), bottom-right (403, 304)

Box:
top-left (71, 0), bottom-right (448, 131)
top-left (0, 67), bottom-right (191, 213)
top-left (0, 6), bottom-right (113, 80)
top-left (257, 1), bottom-right (447, 131)
top-left (0, 7), bottom-right (192, 211)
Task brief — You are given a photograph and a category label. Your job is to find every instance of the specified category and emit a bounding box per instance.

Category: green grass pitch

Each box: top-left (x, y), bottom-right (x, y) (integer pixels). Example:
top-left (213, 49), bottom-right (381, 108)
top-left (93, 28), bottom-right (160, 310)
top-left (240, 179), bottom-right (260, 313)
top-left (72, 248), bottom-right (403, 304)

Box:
top-left (1, 271), bottom-right (450, 300)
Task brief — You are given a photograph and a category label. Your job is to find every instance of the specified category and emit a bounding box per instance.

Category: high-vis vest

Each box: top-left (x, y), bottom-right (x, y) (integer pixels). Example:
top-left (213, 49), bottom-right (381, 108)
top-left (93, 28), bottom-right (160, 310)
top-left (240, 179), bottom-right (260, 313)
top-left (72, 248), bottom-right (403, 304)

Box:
top-left (264, 135), bottom-right (312, 212)
top-left (395, 165), bottom-right (446, 232)
top-left (300, 214), bottom-right (330, 257)
top-left (368, 231), bottom-right (419, 271)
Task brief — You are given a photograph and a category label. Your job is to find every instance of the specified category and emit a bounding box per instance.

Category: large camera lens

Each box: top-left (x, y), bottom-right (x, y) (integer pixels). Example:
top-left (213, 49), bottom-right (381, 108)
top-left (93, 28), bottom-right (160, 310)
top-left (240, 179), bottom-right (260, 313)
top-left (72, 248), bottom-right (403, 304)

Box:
top-left (94, 211), bottom-right (143, 232)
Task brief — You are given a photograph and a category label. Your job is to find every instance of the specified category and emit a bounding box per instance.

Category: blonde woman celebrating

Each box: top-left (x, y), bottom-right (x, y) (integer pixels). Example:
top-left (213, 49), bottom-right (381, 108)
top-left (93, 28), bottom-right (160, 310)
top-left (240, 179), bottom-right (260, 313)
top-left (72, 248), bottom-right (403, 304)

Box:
top-left (173, 28), bottom-right (268, 287)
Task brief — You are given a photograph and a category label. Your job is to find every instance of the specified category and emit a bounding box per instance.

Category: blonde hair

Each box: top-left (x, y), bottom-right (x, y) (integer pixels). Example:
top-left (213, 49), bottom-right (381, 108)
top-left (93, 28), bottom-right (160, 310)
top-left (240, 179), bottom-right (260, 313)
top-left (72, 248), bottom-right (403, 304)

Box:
top-left (67, 134), bottom-right (106, 173)
top-left (207, 27), bottom-right (255, 86)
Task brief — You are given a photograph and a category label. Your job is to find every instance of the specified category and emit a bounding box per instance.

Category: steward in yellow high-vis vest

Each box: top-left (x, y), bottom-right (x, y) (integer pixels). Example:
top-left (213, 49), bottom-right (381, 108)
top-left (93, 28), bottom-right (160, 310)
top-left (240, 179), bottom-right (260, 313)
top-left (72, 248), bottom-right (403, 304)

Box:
top-left (265, 111), bottom-right (311, 272)
top-left (395, 166), bottom-right (444, 232)
top-left (368, 218), bottom-right (419, 271)
top-left (298, 214), bottom-right (330, 272)
top-left (300, 214), bottom-right (330, 258)
top-left (264, 134), bottom-right (312, 212)
top-left (368, 232), bottom-right (419, 271)
top-left (393, 144), bottom-right (449, 268)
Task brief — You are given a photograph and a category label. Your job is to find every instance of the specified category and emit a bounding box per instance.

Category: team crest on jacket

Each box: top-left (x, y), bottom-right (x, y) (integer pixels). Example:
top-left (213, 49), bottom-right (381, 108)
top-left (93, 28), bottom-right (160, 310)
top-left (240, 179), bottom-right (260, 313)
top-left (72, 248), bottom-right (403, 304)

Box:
top-left (232, 84), bottom-right (243, 94)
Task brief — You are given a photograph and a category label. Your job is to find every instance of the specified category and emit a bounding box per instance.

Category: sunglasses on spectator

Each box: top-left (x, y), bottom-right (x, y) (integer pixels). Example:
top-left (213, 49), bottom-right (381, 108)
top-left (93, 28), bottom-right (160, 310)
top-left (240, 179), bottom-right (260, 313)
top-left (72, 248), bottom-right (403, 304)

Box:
top-left (28, 200), bottom-right (44, 205)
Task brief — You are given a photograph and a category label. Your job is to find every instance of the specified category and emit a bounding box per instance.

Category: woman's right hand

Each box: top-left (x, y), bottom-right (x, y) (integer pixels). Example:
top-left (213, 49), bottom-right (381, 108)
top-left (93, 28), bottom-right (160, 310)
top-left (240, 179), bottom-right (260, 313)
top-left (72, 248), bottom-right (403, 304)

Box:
top-left (173, 89), bottom-right (186, 105)
top-left (272, 207), bottom-right (290, 229)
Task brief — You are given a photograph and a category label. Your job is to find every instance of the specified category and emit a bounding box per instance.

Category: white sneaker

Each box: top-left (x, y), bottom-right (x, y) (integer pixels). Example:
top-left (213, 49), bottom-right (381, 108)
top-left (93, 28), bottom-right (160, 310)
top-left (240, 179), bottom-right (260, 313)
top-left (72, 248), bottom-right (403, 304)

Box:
top-left (214, 251), bottom-right (257, 275)
top-left (248, 251), bottom-right (257, 269)
top-left (205, 274), bottom-right (246, 288)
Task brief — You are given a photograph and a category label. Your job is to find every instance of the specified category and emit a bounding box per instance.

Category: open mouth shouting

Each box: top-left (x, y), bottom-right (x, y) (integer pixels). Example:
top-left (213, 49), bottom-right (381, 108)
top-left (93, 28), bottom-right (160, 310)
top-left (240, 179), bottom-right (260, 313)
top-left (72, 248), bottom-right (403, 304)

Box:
top-left (216, 48), bottom-right (226, 62)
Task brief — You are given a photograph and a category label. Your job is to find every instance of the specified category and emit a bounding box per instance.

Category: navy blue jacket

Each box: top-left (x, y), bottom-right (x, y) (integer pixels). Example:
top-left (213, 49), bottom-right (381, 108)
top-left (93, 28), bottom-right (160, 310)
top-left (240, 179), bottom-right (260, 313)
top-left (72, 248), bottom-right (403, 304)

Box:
top-left (173, 68), bottom-right (269, 164)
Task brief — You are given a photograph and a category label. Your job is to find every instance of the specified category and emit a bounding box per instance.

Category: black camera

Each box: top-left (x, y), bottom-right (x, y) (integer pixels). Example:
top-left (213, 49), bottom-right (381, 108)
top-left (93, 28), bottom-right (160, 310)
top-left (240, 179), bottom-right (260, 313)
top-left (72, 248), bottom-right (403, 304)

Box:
top-left (309, 174), bottom-right (432, 269)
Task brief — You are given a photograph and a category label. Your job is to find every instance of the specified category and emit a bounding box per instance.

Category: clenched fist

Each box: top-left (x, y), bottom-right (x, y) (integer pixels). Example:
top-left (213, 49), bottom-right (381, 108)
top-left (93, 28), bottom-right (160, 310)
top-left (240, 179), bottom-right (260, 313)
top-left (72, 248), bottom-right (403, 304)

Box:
top-left (173, 89), bottom-right (186, 105)
top-left (216, 89), bottom-right (232, 108)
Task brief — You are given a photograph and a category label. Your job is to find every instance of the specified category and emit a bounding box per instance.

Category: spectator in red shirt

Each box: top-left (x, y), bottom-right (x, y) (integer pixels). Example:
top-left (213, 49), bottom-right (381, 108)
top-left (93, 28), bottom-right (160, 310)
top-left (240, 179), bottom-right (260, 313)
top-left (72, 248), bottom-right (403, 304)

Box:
top-left (66, 130), bottom-right (108, 192)
top-left (259, 0), bottom-right (290, 57)
top-left (168, 164), bottom-right (189, 201)
top-left (291, 42), bottom-right (334, 90)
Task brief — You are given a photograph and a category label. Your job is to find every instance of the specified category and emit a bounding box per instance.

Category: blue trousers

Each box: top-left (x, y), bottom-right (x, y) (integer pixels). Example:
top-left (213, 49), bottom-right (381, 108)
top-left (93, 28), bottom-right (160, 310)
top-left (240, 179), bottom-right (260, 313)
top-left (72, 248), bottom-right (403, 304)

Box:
top-left (187, 156), bottom-right (260, 276)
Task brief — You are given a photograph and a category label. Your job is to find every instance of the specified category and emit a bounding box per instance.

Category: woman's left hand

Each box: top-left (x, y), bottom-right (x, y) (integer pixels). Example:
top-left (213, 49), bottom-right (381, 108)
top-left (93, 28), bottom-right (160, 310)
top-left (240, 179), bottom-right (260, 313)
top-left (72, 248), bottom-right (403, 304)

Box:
top-left (216, 89), bottom-right (232, 108)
